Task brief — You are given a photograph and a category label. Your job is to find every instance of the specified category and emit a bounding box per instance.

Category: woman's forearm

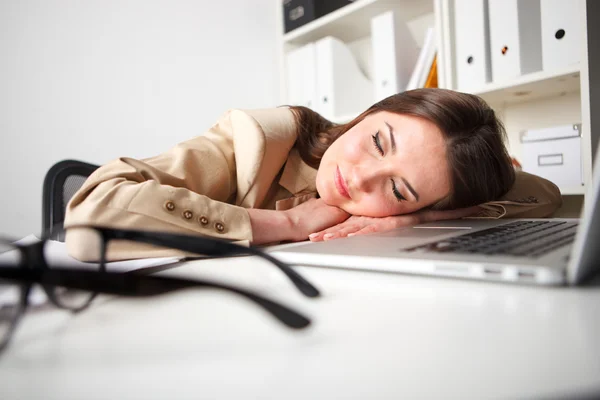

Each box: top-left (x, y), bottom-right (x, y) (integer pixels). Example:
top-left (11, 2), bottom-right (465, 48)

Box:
top-left (247, 208), bottom-right (295, 245)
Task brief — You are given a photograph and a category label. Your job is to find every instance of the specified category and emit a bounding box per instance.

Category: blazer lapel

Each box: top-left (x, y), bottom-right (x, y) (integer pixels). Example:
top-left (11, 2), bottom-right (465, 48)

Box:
top-left (278, 148), bottom-right (318, 194)
top-left (275, 149), bottom-right (319, 211)
top-left (230, 107), bottom-right (298, 208)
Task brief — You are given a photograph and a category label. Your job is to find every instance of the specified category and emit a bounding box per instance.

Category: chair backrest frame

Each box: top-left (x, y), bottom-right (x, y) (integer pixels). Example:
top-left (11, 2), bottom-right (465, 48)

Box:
top-left (42, 160), bottom-right (99, 240)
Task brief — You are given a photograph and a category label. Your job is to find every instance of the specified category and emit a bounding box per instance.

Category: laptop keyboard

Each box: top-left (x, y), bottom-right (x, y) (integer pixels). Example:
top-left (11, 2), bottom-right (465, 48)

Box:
top-left (405, 221), bottom-right (579, 258)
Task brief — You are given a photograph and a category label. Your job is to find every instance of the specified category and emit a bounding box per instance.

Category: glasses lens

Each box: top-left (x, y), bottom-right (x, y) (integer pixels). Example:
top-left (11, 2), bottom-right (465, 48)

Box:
top-left (0, 240), bottom-right (25, 347)
top-left (0, 239), bottom-right (22, 263)
top-left (44, 227), bottom-right (105, 311)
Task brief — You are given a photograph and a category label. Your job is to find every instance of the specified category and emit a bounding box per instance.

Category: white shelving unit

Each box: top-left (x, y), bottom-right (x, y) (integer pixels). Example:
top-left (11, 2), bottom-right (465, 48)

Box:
top-left (436, 0), bottom-right (590, 217)
top-left (472, 63), bottom-right (581, 107)
top-left (282, 0), bottom-right (432, 46)
top-left (277, 0), bottom-right (435, 120)
top-left (277, 0), bottom-right (592, 215)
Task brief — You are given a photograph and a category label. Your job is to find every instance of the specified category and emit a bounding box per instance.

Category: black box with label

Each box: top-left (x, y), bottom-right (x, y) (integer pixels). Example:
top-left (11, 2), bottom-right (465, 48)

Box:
top-left (282, 0), bottom-right (355, 33)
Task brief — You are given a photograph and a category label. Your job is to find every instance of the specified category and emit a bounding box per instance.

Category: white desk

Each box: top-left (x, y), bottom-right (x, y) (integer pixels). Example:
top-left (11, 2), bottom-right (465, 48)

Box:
top-left (1, 253), bottom-right (600, 400)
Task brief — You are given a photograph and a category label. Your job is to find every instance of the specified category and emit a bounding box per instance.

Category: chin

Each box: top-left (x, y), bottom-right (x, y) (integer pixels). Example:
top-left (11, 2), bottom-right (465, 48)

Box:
top-left (319, 191), bottom-right (337, 207)
top-left (316, 174), bottom-right (347, 209)
top-left (337, 204), bottom-right (355, 215)
top-left (315, 176), bottom-right (329, 202)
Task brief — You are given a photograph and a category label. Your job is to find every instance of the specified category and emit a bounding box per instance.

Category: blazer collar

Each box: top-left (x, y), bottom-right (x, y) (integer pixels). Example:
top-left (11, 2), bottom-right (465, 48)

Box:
top-left (278, 148), bottom-right (318, 195)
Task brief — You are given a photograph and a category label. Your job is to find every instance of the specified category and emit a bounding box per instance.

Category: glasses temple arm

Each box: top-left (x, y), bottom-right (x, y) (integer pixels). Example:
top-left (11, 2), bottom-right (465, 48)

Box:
top-left (112, 230), bottom-right (320, 298)
top-left (0, 267), bottom-right (310, 329)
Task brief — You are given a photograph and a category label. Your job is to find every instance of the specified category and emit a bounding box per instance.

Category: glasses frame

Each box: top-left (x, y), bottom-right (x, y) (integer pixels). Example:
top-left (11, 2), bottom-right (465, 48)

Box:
top-left (77, 225), bottom-right (320, 298)
top-left (0, 225), bottom-right (318, 352)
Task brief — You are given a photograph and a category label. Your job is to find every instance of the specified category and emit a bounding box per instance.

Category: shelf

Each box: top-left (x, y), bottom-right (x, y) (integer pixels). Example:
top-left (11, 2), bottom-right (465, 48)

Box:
top-left (282, 0), bottom-right (433, 46)
top-left (330, 64), bottom-right (580, 123)
top-left (559, 185), bottom-right (586, 195)
top-left (470, 63), bottom-right (581, 107)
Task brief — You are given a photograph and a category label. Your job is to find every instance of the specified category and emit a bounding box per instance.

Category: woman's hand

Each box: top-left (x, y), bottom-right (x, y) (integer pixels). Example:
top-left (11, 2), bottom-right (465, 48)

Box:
top-left (283, 198), bottom-right (351, 242)
top-left (247, 198), bottom-right (350, 244)
top-left (308, 206), bottom-right (481, 242)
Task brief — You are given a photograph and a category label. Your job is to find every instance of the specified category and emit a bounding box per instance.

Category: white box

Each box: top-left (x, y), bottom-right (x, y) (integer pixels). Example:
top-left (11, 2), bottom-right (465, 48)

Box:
top-left (488, 0), bottom-right (543, 83)
top-left (315, 36), bottom-right (373, 121)
top-left (371, 10), bottom-right (419, 101)
top-left (285, 43), bottom-right (318, 110)
top-left (540, 0), bottom-right (582, 71)
top-left (521, 124), bottom-right (583, 188)
top-left (454, 0), bottom-right (492, 92)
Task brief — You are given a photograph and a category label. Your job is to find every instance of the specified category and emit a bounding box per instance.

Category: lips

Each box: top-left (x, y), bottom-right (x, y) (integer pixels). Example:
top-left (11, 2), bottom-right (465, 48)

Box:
top-left (334, 166), bottom-right (351, 199)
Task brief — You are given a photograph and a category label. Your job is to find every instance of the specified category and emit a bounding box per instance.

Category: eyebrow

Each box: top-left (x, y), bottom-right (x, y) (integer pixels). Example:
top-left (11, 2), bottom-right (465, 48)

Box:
top-left (401, 178), bottom-right (420, 202)
top-left (385, 121), bottom-right (396, 154)
top-left (385, 121), bottom-right (419, 201)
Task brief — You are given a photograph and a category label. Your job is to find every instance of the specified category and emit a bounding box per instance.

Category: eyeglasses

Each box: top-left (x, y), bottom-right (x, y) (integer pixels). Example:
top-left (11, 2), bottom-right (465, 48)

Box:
top-left (0, 225), bottom-right (319, 352)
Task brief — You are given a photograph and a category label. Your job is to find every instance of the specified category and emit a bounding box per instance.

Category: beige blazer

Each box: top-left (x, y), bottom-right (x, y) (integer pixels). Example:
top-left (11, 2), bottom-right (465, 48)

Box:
top-left (64, 107), bottom-right (562, 260)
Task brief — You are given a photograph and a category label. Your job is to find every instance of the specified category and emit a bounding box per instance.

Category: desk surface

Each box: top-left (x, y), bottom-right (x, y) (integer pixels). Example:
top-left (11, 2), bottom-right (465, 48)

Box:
top-left (1, 254), bottom-right (600, 400)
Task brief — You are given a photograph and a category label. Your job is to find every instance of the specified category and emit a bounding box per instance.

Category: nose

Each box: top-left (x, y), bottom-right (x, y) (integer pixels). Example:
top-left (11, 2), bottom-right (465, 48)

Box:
top-left (350, 163), bottom-right (380, 193)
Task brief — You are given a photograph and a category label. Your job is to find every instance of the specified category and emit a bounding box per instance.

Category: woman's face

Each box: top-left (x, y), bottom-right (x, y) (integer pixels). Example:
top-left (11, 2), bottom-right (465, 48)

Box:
top-left (316, 111), bottom-right (452, 217)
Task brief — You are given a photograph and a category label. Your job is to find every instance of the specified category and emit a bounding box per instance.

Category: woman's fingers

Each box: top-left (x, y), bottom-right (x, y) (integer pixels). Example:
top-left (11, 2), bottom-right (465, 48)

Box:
top-left (307, 206), bottom-right (481, 242)
top-left (309, 223), bottom-right (361, 241)
top-left (348, 224), bottom-right (380, 237)
top-left (323, 225), bottom-right (362, 240)
top-left (309, 215), bottom-right (402, 241)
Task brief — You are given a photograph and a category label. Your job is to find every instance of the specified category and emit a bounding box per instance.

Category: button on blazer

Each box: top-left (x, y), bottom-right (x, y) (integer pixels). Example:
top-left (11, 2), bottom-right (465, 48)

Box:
top-left (65, 107), bottom-right (562, 261)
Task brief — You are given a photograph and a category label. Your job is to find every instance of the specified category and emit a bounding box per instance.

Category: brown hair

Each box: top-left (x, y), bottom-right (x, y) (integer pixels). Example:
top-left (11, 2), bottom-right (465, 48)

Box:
top-left (288, 88), bottom-right (515, 211)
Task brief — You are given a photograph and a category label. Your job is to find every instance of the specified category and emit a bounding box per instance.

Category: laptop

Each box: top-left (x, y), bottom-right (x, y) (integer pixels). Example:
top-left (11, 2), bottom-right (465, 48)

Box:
top-left (269, 149), bottom-right (600, 287)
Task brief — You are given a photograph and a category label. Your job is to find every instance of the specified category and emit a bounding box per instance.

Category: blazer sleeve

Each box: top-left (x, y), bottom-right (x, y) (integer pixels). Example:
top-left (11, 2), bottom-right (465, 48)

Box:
top-left (64, 110), bottom-right (253, 261)
top-left (468, 171), bottom-right (563, 219)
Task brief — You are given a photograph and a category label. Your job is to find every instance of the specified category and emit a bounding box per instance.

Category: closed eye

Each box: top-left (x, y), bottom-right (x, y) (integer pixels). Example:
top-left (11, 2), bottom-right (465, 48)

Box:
top-left (391, 179), bottom-right (406, 202)
top-left (372, 131), bottom-right (384, 156)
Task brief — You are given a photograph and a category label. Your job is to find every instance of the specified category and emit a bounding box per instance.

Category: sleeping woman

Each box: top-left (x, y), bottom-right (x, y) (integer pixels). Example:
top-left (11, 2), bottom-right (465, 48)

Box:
top-left (64, 88), bottom-right (561, 260)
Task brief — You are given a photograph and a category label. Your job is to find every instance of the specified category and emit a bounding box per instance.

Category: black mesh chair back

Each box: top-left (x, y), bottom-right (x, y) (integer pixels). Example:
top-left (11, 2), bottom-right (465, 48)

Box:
top-left (42, 160), bottom-right (99, 241)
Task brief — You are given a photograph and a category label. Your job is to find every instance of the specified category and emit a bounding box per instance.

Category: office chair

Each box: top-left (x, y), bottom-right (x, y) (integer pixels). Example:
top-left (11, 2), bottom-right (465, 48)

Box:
top-left (42, 159), bottom-right (99, 241)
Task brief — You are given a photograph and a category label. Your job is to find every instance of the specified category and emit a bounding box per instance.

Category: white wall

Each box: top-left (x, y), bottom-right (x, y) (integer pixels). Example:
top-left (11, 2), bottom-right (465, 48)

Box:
top-left (0, 0), bottom-right (279, 238)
